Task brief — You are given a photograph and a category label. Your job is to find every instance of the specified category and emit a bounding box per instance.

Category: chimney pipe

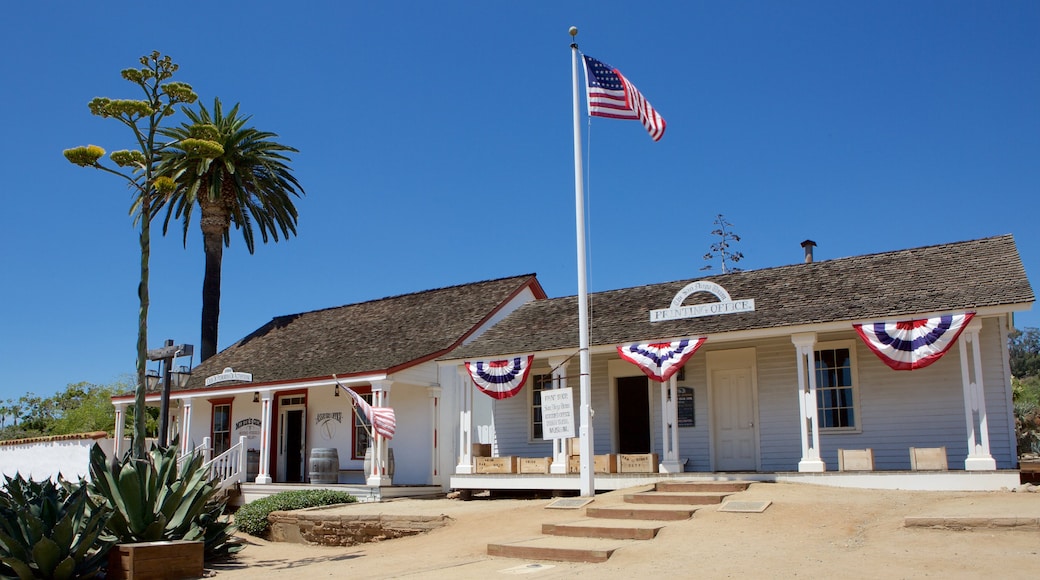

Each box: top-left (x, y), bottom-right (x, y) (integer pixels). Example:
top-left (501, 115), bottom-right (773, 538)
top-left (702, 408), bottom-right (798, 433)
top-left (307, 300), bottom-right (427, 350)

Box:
top-left (801, 239), bottom-right (817, 263)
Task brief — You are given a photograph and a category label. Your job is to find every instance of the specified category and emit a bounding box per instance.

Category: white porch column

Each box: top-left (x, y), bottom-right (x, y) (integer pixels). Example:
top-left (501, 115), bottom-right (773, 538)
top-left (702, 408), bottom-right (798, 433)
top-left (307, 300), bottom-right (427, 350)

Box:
top-left (179, 400), bottom-right (193, 457)
top-left (792, 333), bottom-right (826, 472)
top-left (428, 385), bottom-right (442, 485)
top-left (113, 403), bottom-right (126, 459)
top-left (960, 318), bottom-right (997, 470)
top-left (456, 367), bottom-right (475, 474)
top-left (368, 379), bottom-right (393, 486)
top-left (548, 357), bottom-right (571, 474)
top-left (659, 376), bottom-right (682, 473)
top-left (255, 393), bottom-right (273, 484)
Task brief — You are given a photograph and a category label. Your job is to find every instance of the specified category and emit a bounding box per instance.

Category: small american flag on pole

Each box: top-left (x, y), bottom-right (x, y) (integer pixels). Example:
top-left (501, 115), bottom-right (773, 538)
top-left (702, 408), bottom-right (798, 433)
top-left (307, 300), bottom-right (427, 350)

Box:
top-left (583, 54), bottom-right (666, 141)
top-left (335, 378), bottom-right (396, 440)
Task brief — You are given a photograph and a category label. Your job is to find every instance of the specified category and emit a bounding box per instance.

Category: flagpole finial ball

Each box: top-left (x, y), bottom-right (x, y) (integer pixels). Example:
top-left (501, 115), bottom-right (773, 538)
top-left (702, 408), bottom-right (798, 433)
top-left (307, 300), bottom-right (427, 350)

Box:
top-left (569, 26), bottom-right (578, 37)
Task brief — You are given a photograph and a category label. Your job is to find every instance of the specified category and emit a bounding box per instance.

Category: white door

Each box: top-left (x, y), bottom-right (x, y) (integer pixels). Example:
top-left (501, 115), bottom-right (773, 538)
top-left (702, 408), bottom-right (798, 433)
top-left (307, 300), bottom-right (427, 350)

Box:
top-left (713, 368), bottom-right (757, 471)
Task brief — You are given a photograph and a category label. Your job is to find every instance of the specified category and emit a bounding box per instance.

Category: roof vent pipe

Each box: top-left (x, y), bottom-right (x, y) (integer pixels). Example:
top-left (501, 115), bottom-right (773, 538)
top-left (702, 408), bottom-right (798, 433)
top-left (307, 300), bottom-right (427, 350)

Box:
top-left (801, 239), bottom-right (817, 263)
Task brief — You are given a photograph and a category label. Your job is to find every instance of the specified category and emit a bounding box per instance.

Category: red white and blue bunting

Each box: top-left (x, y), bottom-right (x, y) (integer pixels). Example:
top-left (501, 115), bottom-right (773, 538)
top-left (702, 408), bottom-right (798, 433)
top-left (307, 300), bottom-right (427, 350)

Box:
top-left (465, 355), bottom-right (535, 400)
top-left (617, 338), bottom-right (707, 382)
top-left (853, 312), bottom-right (975, 371)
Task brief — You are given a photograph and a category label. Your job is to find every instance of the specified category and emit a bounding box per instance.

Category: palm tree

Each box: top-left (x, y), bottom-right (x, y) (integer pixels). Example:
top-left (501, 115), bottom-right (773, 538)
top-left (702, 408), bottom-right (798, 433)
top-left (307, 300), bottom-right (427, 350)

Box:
top-left (160, 98), bottom-right (304, 361)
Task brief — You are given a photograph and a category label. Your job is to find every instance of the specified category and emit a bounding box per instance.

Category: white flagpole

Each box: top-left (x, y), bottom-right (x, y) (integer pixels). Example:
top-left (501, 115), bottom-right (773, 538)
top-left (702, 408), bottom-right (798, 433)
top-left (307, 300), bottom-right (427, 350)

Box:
top-left (570, 26), bottom-right (595, 497)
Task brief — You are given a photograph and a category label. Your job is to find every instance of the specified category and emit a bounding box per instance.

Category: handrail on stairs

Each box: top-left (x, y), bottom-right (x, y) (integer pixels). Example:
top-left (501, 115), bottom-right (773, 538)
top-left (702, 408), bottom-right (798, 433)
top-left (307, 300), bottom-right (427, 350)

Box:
top-left (203, 435), bottom-right (248, 490)
top-left (177, 436), bottom-right (246, 490)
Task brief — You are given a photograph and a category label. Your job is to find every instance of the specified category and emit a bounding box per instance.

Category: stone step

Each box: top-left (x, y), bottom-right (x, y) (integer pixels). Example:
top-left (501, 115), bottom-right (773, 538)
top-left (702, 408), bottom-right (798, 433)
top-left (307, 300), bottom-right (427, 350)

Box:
top-left (487, 536), bottom-right (631, 563)
top-left (624, 491), bottom-right (729, 505)
top-left (542, 519), bottom-right (664, 540)
top-left (655, 481), bottom-right (751, 493)
top-left (585, 506), bottom-right (697, 521)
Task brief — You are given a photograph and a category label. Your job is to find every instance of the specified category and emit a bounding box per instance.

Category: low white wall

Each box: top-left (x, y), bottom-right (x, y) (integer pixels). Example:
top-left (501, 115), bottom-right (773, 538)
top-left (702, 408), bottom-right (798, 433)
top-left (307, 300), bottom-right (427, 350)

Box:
top-left (0, 433), bottom-right (110, 482)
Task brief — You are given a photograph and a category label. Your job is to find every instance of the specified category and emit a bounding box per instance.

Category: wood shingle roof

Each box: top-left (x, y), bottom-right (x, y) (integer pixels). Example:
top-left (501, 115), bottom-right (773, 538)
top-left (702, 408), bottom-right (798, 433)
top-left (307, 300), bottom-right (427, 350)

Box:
top-left (446, 235), bottom-right (1033, 360)
top-left (173, 274), bottom-right (543, 392)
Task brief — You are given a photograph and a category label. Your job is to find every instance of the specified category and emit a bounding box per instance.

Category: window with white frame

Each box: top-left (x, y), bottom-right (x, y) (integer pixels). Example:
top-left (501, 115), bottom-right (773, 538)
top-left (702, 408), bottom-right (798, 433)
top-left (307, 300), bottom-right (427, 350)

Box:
top-left (531, 373), bottom-right (553, 440)
top-left (814, 343), bottom-right (858, 430)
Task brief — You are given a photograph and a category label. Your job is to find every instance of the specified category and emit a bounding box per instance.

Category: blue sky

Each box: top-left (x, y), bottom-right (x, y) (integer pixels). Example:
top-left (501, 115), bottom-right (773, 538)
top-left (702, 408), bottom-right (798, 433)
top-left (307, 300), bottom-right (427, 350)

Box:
top-left (1, 1), bottom-right (1037, 405)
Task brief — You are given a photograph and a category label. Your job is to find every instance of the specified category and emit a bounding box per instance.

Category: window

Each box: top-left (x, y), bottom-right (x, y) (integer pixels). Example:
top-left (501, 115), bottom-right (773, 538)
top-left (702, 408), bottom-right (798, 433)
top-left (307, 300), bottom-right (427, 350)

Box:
top-left (814, 344), bottom-right (857, 430)
top-left (352, 391), bottom-right (374, 459)
top-left (211, 402), bottom-right (232, 456)
top-left (531, 373), bottom-right (553, 440)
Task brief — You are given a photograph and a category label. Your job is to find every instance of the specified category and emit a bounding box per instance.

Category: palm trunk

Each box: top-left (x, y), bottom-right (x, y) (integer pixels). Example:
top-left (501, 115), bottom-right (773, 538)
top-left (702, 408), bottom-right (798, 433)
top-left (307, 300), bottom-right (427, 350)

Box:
top-left (200, 223), bottom-right (223, 362)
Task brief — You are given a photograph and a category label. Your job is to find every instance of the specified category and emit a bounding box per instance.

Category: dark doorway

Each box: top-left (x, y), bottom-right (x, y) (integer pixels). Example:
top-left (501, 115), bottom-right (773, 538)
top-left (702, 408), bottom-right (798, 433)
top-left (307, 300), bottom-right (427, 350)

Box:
top-left (617, 375), bottom-right (651, 453)
top-left (285, 409), bottom-right (304, 482)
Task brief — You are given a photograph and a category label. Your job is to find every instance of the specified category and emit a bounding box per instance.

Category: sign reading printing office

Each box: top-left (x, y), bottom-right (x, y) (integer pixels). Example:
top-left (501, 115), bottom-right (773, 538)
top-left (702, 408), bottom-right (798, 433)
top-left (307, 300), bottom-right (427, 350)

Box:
top-left (650, 280), bottom-right (755, 323)
top-left (541, 387), bottom-right (575, 440)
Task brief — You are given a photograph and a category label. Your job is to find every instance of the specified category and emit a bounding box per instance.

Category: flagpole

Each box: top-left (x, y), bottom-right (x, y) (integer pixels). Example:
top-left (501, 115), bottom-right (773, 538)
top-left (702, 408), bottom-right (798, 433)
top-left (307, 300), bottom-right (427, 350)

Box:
top-left (570, 26), bottom-right (595, 498)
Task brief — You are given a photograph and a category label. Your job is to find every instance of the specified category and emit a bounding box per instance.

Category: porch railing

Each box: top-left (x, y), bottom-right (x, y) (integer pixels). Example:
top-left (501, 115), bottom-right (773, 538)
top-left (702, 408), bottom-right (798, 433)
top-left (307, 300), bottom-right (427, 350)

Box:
top-left (177, 436), bottom-right (247, 491)
top-left (204, 436), bottom-right (247, 490)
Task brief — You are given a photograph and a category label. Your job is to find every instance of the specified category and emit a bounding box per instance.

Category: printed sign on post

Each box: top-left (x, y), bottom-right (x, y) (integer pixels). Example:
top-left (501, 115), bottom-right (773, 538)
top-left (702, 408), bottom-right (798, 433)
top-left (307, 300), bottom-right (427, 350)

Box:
top-left (541, 387), bottom-right (575, 440)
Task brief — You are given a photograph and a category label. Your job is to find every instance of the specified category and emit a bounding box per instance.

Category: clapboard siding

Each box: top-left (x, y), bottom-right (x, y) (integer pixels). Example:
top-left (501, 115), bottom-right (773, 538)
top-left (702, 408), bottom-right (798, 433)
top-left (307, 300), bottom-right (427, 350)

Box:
top-left (676, 353), bottom-right (710, 470)
top-left (754, 338), bottom-right (803, 471)
top-left (486, 317), bottom-right (1015, 470)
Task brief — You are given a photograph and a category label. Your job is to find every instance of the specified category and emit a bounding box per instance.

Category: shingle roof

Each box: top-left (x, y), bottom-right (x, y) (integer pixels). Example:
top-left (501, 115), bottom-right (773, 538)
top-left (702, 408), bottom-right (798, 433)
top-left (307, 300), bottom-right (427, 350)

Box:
top-left (173, 274), bottom-right (543, 392)
top-left (446, 235), bottom-right (1033, 360)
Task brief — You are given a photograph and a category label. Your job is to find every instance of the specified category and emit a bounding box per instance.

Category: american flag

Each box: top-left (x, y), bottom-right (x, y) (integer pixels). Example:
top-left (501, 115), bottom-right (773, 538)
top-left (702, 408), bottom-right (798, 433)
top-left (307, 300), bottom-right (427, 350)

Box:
top-left (583, 55), bottom-right (666, 141)
top-left (337, 380), bottom-right (396, 440)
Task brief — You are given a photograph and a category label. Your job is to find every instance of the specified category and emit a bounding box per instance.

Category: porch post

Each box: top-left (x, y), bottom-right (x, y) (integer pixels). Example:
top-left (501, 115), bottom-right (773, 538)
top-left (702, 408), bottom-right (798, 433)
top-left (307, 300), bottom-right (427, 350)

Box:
top-left (428, 385), bottom-right (442, 485)
top-left (456, 366), bottom-right (475, 474)
top-left (113, 402), bottom-right (126, 458)
top-left (792, 333), bottom-right (826, 472)
top-left (659, 376), bottom-right (682, 473)
top-left (368, 379), bottom-right (393, 486)
top-left (256, 393), bottom-right (273, 484)
top-left (959, 319), bottom-right (997, 470)
top-left (548, 357), bottom-right (571, 474)
top-left (179, 400), bottom-right (192, 457)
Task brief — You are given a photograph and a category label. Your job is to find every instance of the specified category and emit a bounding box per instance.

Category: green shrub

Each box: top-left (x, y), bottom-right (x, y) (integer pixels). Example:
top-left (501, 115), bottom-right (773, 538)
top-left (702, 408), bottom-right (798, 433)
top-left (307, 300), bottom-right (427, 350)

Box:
top-left (0, 473), bottom-right (113, 579)
top-left (235, 489), bottom-right (357, 537)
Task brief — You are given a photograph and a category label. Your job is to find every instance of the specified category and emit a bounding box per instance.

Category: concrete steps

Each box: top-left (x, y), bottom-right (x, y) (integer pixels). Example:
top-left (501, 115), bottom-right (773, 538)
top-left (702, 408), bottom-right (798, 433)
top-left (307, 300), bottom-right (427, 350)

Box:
top-left (542, 518), bottom-right (664, 540)
top-left (623, 491), bottom-right (730, 505)
top-left (487, 536), bottom-right (633, 563)
top-left (487, 480), bottom-right (754, 563)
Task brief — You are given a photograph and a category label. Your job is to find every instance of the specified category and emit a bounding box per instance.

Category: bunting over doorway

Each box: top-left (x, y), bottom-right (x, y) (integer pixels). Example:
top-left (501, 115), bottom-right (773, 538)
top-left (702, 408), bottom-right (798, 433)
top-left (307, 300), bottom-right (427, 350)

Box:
top-left (465, 355), bottom-right (535, 400)
top-left (853, 312), bottom-right (975, 371)
top-left (617, 338), bottom-right (707, 382)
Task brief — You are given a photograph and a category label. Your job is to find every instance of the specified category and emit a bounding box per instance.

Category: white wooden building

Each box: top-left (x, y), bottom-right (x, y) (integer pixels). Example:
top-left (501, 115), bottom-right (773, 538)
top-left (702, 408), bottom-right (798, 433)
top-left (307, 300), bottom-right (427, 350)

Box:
top-left (114, 235), bottom-right (1033, 495)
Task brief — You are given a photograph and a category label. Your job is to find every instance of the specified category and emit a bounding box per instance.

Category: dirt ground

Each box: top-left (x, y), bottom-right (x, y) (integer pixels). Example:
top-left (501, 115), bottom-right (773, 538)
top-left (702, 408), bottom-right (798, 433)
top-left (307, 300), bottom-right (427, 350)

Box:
top-left (207, 482), bottom-right (1040, 579)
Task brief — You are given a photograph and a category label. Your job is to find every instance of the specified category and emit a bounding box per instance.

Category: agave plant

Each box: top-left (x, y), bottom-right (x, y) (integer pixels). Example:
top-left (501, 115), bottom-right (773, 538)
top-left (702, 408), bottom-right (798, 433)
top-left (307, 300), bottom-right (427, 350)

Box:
top-left (87, 442), bottom-right (242, 560)
top-left (0, 473), bottom-right (113, 580)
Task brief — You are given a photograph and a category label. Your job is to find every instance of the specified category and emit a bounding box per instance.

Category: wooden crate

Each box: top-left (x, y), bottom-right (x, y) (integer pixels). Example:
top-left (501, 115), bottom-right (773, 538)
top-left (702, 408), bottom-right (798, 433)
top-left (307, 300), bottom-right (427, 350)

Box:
top-left (567, 455), bottom-right (580, 473)
top-left (475, 456), bottom-right (518, 474)
top-left (838, 449), bottom-right (875, 472)
top-left (567, 437), bottom-right (581, 456)
top-left (619, 453), bottom-right (659, 473)
top-left (595, 454), bottom-right (618, 473)
top-left (910, 447), bottom-right (948, 471)
top-left (107, 541), bottom-right (204, 580)
top-left (519, 457), bottom-right (552, 474)
top-left (472, 443), bottom-right (492, 458)
top-left (566, 454), bottom-right (619, 473)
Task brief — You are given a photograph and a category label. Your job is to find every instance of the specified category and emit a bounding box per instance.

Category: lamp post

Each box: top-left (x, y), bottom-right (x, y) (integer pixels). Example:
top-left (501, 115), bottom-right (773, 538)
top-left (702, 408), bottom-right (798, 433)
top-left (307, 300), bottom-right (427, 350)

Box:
top-left (147, 339), bottom-right (194, 448)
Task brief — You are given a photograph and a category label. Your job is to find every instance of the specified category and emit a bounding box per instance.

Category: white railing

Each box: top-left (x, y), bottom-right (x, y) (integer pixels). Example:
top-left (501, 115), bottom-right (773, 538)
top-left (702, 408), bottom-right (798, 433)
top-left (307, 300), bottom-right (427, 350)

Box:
top-left (203, 436), bottom-right (247, 490)
top-left (178, 439), bottom-right (211, 467)
top-left (175, 436), bottom-right (246, 491)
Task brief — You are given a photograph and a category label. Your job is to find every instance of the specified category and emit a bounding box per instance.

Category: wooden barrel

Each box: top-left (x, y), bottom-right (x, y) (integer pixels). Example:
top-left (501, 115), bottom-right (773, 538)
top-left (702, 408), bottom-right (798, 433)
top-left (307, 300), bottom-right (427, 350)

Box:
top-left (308, 448), bottom-right (339, 484)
